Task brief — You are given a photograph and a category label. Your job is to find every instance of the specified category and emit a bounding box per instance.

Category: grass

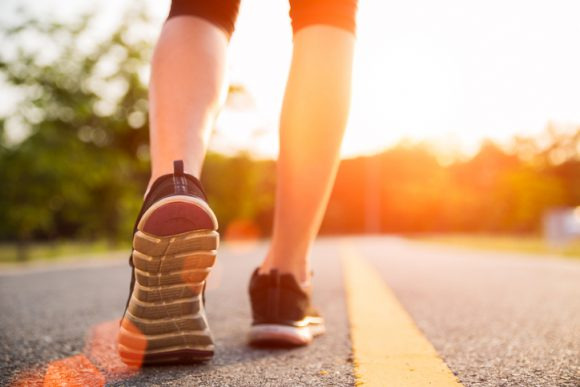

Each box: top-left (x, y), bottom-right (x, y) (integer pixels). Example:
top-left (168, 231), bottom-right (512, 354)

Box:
top-left (0, 240), bottom-right (130, 264)
top-left (2, 234), bottom-right (579, 265)
top-left (412, 234), bottom-right (580, 258)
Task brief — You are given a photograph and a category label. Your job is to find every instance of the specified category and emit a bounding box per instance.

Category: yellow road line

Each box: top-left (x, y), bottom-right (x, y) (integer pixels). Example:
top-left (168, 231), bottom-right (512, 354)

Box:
top-left (340, 242), bottom-right (462, 386)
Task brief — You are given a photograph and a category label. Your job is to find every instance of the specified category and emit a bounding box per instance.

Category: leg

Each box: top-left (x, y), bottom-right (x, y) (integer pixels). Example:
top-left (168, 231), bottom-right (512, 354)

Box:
top-left (260, 6), bottom-right (357, 283)
top-left (119, 1), bottom-right (239, 366)
top-left (247, 3), bottom-right (357, 346)
top-left (148, 2), bottom-right (238, 185)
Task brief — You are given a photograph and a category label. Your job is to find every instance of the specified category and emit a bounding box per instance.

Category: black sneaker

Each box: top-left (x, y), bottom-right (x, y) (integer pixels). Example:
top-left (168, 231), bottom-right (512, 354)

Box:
top-left (248, 268), bottom-right (325, 346)
top-left (118, 160), bottom-right (219, 366)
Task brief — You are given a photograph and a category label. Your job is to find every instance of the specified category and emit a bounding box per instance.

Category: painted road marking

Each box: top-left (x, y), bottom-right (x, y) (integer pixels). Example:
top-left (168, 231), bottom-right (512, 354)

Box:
top-left (341, 242), bottom-right (462, 386)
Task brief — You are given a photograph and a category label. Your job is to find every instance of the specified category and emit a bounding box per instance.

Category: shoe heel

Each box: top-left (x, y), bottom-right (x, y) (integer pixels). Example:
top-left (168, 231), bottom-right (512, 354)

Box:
top-left (118, 200), bottom-right (218, 366)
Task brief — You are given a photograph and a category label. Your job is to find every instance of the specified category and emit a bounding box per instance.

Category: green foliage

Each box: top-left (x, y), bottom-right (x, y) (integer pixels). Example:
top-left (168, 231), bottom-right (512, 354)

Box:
top-left (0, 9), bottom-right (152, 251)
top-left (0, 7), bottom-right (275, 261)
top-left (201, 152), bottom-right (275, 234)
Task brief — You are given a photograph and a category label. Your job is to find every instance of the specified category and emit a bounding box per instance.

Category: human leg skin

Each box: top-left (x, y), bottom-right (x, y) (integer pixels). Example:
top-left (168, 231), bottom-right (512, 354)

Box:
top-left (148, 16), bottom-right (229, 186)
top-left (259, 26), bottom-right (356, 284)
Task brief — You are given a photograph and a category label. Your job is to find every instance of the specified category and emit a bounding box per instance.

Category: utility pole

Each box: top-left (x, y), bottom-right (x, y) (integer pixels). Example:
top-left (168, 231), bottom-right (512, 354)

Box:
top-left (365, 154), bottom-right (381, 234)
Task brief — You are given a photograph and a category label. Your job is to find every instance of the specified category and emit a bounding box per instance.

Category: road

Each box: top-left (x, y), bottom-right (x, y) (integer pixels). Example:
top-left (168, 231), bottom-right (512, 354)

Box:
top-left (1, 236), bottom-right (579, 386)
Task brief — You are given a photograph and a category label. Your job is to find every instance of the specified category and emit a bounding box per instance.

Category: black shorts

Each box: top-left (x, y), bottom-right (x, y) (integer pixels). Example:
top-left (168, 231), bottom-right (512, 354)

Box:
top-left (167, 0), bottom-right (358, 39)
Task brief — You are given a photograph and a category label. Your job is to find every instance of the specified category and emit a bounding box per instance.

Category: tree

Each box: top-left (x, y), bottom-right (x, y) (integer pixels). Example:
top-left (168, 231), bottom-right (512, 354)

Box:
top-left (0, 8), bottom-right (153, 257)
top-left (0, 5), bottom-right (263, 259)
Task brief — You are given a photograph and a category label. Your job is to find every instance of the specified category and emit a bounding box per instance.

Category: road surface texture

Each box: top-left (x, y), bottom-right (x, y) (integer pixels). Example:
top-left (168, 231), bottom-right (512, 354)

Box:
top-left (1, 236), bottom-right (578, 386)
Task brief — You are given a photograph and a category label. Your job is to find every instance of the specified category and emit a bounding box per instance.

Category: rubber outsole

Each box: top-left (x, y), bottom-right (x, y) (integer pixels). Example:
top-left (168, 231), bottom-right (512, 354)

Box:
top-left (248, 321), bottom-right (326, 347)
top-left (118, 196), bottom-right (219, 367)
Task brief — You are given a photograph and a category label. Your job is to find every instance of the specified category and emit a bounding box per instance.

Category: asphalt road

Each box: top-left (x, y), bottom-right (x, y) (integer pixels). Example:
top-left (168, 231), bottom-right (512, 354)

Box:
top-left (1, 236), bottom-right (579, 386)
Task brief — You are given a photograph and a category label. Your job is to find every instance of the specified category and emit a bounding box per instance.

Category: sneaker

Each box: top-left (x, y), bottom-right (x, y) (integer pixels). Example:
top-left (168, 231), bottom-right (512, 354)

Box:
top-left (248, 269), bottom-right (325, 346)
top-left (118, 160), bottom-right (219, 366)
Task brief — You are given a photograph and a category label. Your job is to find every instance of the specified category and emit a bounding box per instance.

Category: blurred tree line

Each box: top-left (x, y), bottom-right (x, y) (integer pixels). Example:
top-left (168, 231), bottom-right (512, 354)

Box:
top-left (323, 131), bottom-right (579, 235)
top-left (0, 10), bottom-right (578, 259)
top-left (0, 9), bottom-right (274, 259)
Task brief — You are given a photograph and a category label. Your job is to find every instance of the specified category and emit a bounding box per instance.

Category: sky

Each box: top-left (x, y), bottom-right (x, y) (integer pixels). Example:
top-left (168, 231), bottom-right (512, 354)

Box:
top-left (2, 0), bottom-right (580, 159)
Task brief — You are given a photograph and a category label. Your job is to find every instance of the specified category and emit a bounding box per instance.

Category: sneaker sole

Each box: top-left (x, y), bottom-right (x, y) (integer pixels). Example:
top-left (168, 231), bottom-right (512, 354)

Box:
top-left (118, 196), bottom-right (219, 366)
top-left (248, 322), bottom-right (326, 347)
